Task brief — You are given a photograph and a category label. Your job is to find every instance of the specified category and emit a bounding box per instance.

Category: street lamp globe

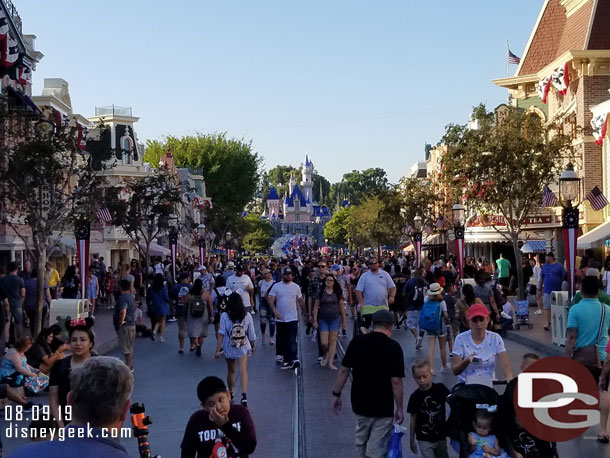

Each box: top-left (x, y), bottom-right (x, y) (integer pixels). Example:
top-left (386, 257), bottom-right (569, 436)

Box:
top-left (559, 163), bottom-right (580, 206)
top-left (226, 231), bottom-right (232, 242)
top-left (414, 215), bottom-right (422, 232)
top-left (452, 203), bottom-right (466, 227)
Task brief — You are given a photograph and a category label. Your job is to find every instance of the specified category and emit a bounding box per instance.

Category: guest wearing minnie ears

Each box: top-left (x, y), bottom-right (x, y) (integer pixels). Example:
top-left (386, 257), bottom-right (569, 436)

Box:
top-left (49, 317), bottom-right (95, 428)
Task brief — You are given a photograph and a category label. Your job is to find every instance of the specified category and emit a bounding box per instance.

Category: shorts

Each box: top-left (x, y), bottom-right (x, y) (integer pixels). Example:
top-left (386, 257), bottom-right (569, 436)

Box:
top-left (177, 316), bottom-right (187, 332)
top-left (590, 363), bottom-right (604, 386)
top-left (406, 310), bottom-right (420, 329)
top-left (419, 439), bottom-right (448, 458)
top-left (118, 325), bottom-right (136, 354)
top-left (426, 328), bottom-right (447, 338)
top-left (318, 316), bottom-right (341, 332)
top-left (259, 302), bottom-right (275, 324)
top-left (498, 277), bottom-right (510, 287)
top-left (542, 293), bottom-right (552, 310)
top-left (354, 415), bottom-right (393, 458)
top-left (10, 307), bottom-right (23, 324)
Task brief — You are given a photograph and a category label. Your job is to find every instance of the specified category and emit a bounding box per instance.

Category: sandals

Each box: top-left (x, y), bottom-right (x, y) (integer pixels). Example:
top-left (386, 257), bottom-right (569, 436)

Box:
top-left (598, 435), bottom-right (609, 444)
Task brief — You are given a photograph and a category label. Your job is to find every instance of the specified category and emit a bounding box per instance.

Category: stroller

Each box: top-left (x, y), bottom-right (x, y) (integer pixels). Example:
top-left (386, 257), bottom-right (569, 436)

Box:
top-left (352, 305), bottom-right (388, 337)
top-left (513, 299), bottom-right (533, 330)
top-left (447, 381), bottom-right (559, 458)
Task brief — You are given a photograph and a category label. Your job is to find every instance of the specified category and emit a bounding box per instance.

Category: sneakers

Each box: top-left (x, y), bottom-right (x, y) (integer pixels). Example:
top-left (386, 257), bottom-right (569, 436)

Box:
top-left (269, 337), bottom-right (275, 345)
top-left (341, 329), bottom-right (347, 337)
top-left (534, 309), bottom-right (543, 315)
top-left (275, 355), bottom-right (284, 364)
top-left (241, 393), bottom-right (248, 408)
top-left (317, 356), bottom-right (323, 363)
top-left (196, 345), bottom-right (202, 357)
top-left (281, 360), bottom-right (301, 370)
top-left (261, 334), bottom-right (267, 344)
top-left (544, 324), bottom-right (551, 331)
top-left (159, 336), bottom-right (166, 343)
top-left (415, 337), bottom-right (423, 350)
top-left (311, 330), bottom-right (317, 341)
top-left (168, 317), bottom-right (177, 322)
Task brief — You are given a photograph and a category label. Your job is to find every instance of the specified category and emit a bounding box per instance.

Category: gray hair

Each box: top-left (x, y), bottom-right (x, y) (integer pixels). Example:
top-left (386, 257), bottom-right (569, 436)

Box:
top-left (70, 356), bottom-right (133, 427)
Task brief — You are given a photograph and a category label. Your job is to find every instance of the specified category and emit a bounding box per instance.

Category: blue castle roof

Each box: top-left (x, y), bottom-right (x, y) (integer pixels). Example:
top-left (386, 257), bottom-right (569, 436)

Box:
top-left (267, 187), bottom-right (280, 200)
top-left (285, 185), bottom-right (307, 207)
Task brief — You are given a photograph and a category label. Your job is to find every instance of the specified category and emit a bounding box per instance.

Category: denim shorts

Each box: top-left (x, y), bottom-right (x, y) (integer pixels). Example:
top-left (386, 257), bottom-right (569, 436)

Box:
top-left (318, 316), bottom-right (341, 332)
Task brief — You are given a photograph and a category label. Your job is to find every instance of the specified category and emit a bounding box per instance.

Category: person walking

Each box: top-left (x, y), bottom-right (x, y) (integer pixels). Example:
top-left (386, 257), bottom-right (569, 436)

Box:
top-left (257, 269), bottom-right (276, 345)
top-left (226, 264), bottom-right (255, 314)
top-left (1, 262), bottom-right (25, 341)
top-left (185, 279), bottom-right (214, 356)
top-left (403, 267), bottom-right (429, 350)
top-left (313, 274), bottom-right (346, 369)
top-left (537, 252), bottom-right (566, 331)
top-left (268, 267), bottom-right (305, 370)
top-left (495, 253), bottom-right (511, 289)
top-left (23, 269), bottom-right (51, 336)
top-left (60, 265), bottom-right (79, 299)
top-left (170, 273), bottom-right (192, 354)
top-left (332, 309), bottom-right (404, 458)
top-left (148, 273), bottom-right (170, 342)
top-left (215, 293), bottom-right (256, 407)
top-left (86, 267), bottom-right (99, 318)
top-left (420, 283), bottom-right (450, 376)
top-left (355, 258), bottom-right (396, 332)
top-left (113, 280), bottom-right (136, 371)
top-left (44, 262), bottom-right (61, 300)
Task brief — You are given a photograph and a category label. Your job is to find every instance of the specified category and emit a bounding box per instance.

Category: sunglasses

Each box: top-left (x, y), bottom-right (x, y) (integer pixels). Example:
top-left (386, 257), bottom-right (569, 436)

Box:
top-left (471, 316), bottom-right (486, 323)
top-left (318, 264), bottom-right (326, 268)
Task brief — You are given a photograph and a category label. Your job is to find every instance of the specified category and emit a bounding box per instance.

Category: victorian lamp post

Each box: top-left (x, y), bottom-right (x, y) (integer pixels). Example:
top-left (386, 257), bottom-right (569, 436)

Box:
top-left (169, 213), bottom-right (179, 282)
top-left (413, 215), bottom-right (423, 270)
top-left (198, 223), bottom-right (206, 267)
top-left (453, 202), bottom-right (466, 280)
top-left (225, 231), bottom-right (233, 261)
top-left (559, 163), bottom-right (581, 300)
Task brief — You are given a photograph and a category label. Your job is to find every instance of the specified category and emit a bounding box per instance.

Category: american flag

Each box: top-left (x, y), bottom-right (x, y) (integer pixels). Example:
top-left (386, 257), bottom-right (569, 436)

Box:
top-left (542, 186), bottom-right (558, 209)
top-left (96, 205), bottom-right (112, 225)
top-left (508, 49), bottom-right (521, 65)
top-left (586, 186), bottom-right (609, 211)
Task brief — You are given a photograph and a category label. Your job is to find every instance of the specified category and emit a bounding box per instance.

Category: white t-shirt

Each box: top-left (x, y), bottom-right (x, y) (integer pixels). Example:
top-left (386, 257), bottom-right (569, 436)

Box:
top-left (452, 330), bottom-right (506, 383)
top-left (226, 274), bottom-right (254, 308)
top-left (154, 263), bottom-right (165, 275)
top-left (269, 281), bottom-right (302, 323)
top-left (355, 270), bottom-right (395, 306)
top-left (258, 279), bottom-right (275, 297)
top-left (603, 271), bottom-right (610, 295)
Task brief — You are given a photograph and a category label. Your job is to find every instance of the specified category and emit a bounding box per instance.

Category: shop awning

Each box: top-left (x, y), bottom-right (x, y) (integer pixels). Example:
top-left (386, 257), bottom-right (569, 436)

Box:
top-left (139, 242), bottom-right (171, 256)
top-left (578, 221), bottom-right (610, 249)
top-left (520, 241), bottom-right (548, 253)
top-left (48, 236), bottom-right (77, 255)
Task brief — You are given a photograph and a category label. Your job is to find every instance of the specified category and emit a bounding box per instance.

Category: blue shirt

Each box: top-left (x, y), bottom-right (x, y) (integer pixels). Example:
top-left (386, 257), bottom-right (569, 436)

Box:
top-left (540, 262), bottom-right (566, 294)
top-left (7, 426), bottom-right (133, 457)
top-left (567, 298), bottom-right (610, 361)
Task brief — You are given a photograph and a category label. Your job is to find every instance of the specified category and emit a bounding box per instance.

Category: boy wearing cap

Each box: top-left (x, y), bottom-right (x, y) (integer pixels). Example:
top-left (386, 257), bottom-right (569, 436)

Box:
top-left (332, 309), bottom-right (404, 458)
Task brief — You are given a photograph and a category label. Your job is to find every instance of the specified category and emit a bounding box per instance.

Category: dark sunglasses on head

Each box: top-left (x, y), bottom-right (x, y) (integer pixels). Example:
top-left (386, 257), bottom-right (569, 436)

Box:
top-left (471, 316), bottom-right (486, 322)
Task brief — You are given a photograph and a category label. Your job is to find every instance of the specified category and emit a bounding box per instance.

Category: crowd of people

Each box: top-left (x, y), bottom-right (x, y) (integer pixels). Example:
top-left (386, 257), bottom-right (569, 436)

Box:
top-left (1, 246), bottom-right (610, 456)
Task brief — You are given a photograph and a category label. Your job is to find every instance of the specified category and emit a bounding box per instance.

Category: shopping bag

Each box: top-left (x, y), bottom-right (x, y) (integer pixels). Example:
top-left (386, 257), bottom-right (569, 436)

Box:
top-left (386, 424), bottom-right (404, 458)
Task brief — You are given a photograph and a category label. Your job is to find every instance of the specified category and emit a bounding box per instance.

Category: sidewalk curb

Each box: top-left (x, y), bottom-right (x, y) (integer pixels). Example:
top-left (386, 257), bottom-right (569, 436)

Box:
top-left (503, 330), bottom-right (564, 357)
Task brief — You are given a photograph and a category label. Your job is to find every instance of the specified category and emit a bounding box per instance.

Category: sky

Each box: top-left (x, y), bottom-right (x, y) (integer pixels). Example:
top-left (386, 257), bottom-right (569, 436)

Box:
top-left (16, 0), bottom-right (543, 183)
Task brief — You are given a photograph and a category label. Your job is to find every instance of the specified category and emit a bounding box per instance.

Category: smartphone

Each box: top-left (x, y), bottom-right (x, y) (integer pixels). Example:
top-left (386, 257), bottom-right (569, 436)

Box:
top-left (471, 356), bottom-right (482, 365)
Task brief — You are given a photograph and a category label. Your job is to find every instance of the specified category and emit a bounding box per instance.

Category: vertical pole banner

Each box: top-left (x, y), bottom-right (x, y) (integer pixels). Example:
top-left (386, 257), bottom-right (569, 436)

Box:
top-left (170, 231), bottom-right (178, 283)
top-left (454, 227), bottom-right (465, 281)
top-left (199, 237), bottom-right (206, 267)
top-left (414, 232), bottom-right (422, 269)
top-left (74, 220), bottom-right (90, 300)
top-left (562, 207), bottom-right (579, 300)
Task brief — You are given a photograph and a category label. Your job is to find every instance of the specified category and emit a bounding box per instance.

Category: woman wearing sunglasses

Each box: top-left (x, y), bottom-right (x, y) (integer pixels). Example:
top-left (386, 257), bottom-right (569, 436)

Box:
top-left (451, 304), bottom-right (512, 384)
top-left (312, 275), bottom-right (346, 369)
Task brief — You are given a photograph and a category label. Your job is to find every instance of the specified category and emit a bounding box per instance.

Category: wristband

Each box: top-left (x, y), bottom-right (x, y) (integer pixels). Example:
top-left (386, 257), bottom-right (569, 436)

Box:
top-left (332, 390), bottom-right (341, 397)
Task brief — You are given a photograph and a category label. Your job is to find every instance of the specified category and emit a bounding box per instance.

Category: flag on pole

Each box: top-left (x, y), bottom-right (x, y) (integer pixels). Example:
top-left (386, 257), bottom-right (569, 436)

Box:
top-left (585, 186), bottom-right (609, 211)
top-left (96, 205), bottom-right (112, 225)
top-left (508, 49), bottom-right (521, 64)
top-left (542, 186), bottom-right (559, 208)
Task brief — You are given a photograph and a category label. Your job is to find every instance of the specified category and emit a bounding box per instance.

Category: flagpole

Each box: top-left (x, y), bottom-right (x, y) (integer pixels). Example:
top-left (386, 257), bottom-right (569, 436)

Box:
top-left (506, 40), bottom-right (509, 77)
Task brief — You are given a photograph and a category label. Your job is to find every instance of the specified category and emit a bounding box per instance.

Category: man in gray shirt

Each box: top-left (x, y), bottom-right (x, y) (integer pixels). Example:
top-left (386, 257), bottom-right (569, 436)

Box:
top-left (114, 279), bottom-right (136, 371)
top-left (356, 258), bottom-right (396, 309)
top-left (1, 262), bottom-right (25, 340)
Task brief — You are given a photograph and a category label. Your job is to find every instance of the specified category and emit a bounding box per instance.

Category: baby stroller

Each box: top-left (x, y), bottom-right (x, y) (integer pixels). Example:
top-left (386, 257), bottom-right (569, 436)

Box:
top-left (353, 305), bottom-right (388, 337)
top-left (513, 299), bottom-right (533, 330)
top-left (447, 382), bottom-right (514, 458)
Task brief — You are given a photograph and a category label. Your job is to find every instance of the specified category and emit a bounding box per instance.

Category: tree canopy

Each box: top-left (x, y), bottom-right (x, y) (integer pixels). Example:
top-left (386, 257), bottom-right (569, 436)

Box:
top-left (329, 167), bottom-right (389, 207)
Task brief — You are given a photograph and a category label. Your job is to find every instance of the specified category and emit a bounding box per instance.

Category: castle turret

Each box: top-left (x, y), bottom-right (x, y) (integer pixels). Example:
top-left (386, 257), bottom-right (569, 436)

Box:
top-left (301, 154), bottom-right (313, 203)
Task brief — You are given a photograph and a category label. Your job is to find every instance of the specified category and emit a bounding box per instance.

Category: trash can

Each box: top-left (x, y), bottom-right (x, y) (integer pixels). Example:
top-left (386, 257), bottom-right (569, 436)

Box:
top-left (550, 291), bottom-right (569, 346)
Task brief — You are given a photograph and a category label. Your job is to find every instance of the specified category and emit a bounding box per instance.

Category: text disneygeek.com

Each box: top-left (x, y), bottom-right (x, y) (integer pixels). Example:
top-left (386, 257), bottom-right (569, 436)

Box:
top-left (5, 424), bottom-right (132, 441)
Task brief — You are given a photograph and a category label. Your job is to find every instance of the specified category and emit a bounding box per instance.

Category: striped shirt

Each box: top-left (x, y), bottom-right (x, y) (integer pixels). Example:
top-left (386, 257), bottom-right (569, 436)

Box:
top-left (219, 312), bottom-right (256, 359)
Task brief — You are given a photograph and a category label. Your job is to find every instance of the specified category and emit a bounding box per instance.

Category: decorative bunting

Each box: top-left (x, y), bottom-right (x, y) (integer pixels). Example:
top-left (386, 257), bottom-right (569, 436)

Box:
top-left (537, 75), bottom-right (552, 104)
top-left (538, 62), bottom-right (571, 104)
top-left (591, 110), bottom-right (608, 146)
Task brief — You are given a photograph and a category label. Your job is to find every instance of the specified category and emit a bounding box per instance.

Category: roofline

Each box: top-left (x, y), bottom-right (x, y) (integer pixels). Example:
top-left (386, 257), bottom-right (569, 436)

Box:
top-left (516, 0), bottom-right (550, 77)
top-left (584, 0), bottom-right (599, 49)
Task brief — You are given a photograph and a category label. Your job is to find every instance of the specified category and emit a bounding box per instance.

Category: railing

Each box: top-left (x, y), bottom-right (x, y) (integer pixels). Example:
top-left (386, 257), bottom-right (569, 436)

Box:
top-left (95, 105), bottom-right (133, 117)
top-left (2, 0), bottom-right (22, 34)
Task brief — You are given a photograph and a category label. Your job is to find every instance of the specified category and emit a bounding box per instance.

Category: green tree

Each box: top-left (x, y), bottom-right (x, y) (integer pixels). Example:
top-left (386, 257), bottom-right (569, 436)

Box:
top-left (398, 176), bottom-right (449, 241)
top-left (312, 171), bottom-right (331, 206)
top-left (144, 133), bottom-right (263, 244)
top-left (240, 214), bottom-right (275, 254)
top-left (267, 165), bottom-right (301, 198)
top-left (0, 98), bottom-right (104, 335)
top-left (324, 207), bottom-right (350, 246)
top-left (329, 167), bottom-right (389, 207)
top-left (441, 104), bottom-right (574, 298)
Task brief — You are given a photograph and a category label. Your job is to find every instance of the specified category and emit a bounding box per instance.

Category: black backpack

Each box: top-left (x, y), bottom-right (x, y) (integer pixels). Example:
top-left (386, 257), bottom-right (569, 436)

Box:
top-left (190, 297), bottom-right (206, 318)
top-left (214, 288), bottom-right (229, 313)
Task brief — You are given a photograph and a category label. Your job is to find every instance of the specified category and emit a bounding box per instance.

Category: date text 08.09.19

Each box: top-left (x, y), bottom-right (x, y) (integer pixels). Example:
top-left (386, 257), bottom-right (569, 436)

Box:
top-left (5, 404), bottom-right (72, 423)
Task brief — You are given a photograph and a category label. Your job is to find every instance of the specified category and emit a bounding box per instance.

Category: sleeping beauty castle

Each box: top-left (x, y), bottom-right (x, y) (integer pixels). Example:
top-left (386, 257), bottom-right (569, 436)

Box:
top-left (262, 155), bottom-right (332, 247)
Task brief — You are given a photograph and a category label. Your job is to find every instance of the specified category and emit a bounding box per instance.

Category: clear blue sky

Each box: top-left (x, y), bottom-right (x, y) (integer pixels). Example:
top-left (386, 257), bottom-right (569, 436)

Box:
top-left (17, 0), bottom-right (542, 183)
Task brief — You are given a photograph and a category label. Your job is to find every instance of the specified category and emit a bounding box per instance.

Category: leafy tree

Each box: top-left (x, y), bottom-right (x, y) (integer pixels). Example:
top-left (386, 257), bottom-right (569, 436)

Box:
top-left (312, 171), bottom-right (331, 206)
top-left (240, 214), bottom-right (275, 254)
top-left (105, 167), bottom-right (191, 269)
top-left (329, 167), bottom-right (389, 207)
top-left (267, 165), bottom-right (301, 198)
top-left (398, 176), bottom-right (449, 240)
top-left (441, 104), bottom-right (574, 298)
top-left (143, 133), bottom-right (262, 244)
top-left (0, 98), bottom-right (104, 335)
top-left (324, 208), bottom-right (350, 246)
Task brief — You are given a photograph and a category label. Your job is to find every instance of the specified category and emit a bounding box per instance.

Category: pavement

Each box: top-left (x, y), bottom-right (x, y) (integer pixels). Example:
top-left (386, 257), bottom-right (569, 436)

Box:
top-left (3, 307), bottom-right (610, 457)
top-left (503, 302), bottom-right (566, 356)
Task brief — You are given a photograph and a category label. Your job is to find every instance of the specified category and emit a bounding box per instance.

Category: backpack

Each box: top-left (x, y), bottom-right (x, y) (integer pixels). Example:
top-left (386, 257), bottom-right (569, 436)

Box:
top-left (410, 280), bottom-right (427, 307)
top-left (190, 297), bottom-right (206, 318)
top-left (229, 320), bottom-right (248, 347)
top-left (419, 300), bottom-right (442, 332)
top-left (214, 288), bottom-right (229, 313)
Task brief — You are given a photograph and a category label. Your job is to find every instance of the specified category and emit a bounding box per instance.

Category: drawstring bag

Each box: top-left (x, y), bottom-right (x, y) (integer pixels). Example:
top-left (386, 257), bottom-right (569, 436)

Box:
top-left (386, 424), bottom-right (404, 458)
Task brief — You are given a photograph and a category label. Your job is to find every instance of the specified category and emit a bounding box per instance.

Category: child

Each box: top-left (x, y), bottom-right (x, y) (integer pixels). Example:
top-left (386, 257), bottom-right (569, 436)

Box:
top-left (180, 375), bottom-right (257, 457)
top-left (499, 294), bottom-right (514, 336)
top-left (407, 359), bottom-right (450, 458)
top-left (420, 283), bottom-right (450, 375)
top-left (134, 301), bottom-right (152, 337)
top-left (104, 269), bottom-right (115, 308)
top-left (468, 410), bottom-right (502, 458)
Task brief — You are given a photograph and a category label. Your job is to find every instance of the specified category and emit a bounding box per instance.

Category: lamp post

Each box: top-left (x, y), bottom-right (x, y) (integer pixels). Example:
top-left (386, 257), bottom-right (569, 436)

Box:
top-left (453, 202), bottom-right (466, 281)
top-left (559, 163), bottom-right (581, 300)
top-left (73, 203), bottom-right (91, 302)
top-left (197, 223), bottom-right (206, 267)
top-left (225, 231), bottom-right (233, 261)
top-left (169, 213), bottom-right (179, 283)
top-left (413, 215), bottom-right (423, 270)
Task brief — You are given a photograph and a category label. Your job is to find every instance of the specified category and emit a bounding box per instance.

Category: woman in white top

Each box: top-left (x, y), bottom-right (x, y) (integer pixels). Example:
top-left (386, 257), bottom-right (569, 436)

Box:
top-left (452, 304), bottom-right (513, 384)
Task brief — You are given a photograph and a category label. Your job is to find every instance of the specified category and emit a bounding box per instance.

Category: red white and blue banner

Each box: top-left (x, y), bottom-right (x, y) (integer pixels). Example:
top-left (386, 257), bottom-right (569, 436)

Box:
top-left (591, 107), bottom-right (609, 146)
top-left (562, 207), bottom-right (579, 299)
top-left (75, 221), bottom-right (90, 300)
top-left (538, 62), bottom-right (570, 104)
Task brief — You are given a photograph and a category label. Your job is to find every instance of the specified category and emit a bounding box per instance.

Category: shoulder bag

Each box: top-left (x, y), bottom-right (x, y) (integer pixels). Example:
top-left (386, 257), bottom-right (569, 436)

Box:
top-left (573, 304), bottom-right (606, 370)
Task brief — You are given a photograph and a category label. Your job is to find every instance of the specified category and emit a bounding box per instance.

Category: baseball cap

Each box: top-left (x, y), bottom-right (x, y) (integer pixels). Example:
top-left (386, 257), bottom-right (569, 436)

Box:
top-left (467, 304), bottom-right (489, 320)
top-left (227, 261), bottom-right (235, 268)
top-left (282, 267), bottom-right (293, 275)
top-left (372, 309), bottom-right (395, 325)
top-left (261, 269), bottom-right (271, 274)
top-left (586, 268), bottom-right (601, 277)
top-left (545, 252), bottom-right (555, 258)
top-left (331, 264), bottom-right (342, 272)
top-left (198, 265), bottom-right (207, 271)
top-left (236, 264), bottom-right (245, 271)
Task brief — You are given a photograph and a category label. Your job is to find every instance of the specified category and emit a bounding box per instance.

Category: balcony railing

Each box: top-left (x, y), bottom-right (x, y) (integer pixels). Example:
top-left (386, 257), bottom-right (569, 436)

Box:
top-left (2, 0), bottom-right (22, 35)
top-left (95, 105), bottom-right (133, 117)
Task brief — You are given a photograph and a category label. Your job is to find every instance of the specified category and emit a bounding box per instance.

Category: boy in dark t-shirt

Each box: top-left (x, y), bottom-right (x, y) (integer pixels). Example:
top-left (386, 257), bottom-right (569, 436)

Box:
top-left (407, 359), bottom-right (450, 458)
top-left (181, 376), bottom-right (256, 458)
